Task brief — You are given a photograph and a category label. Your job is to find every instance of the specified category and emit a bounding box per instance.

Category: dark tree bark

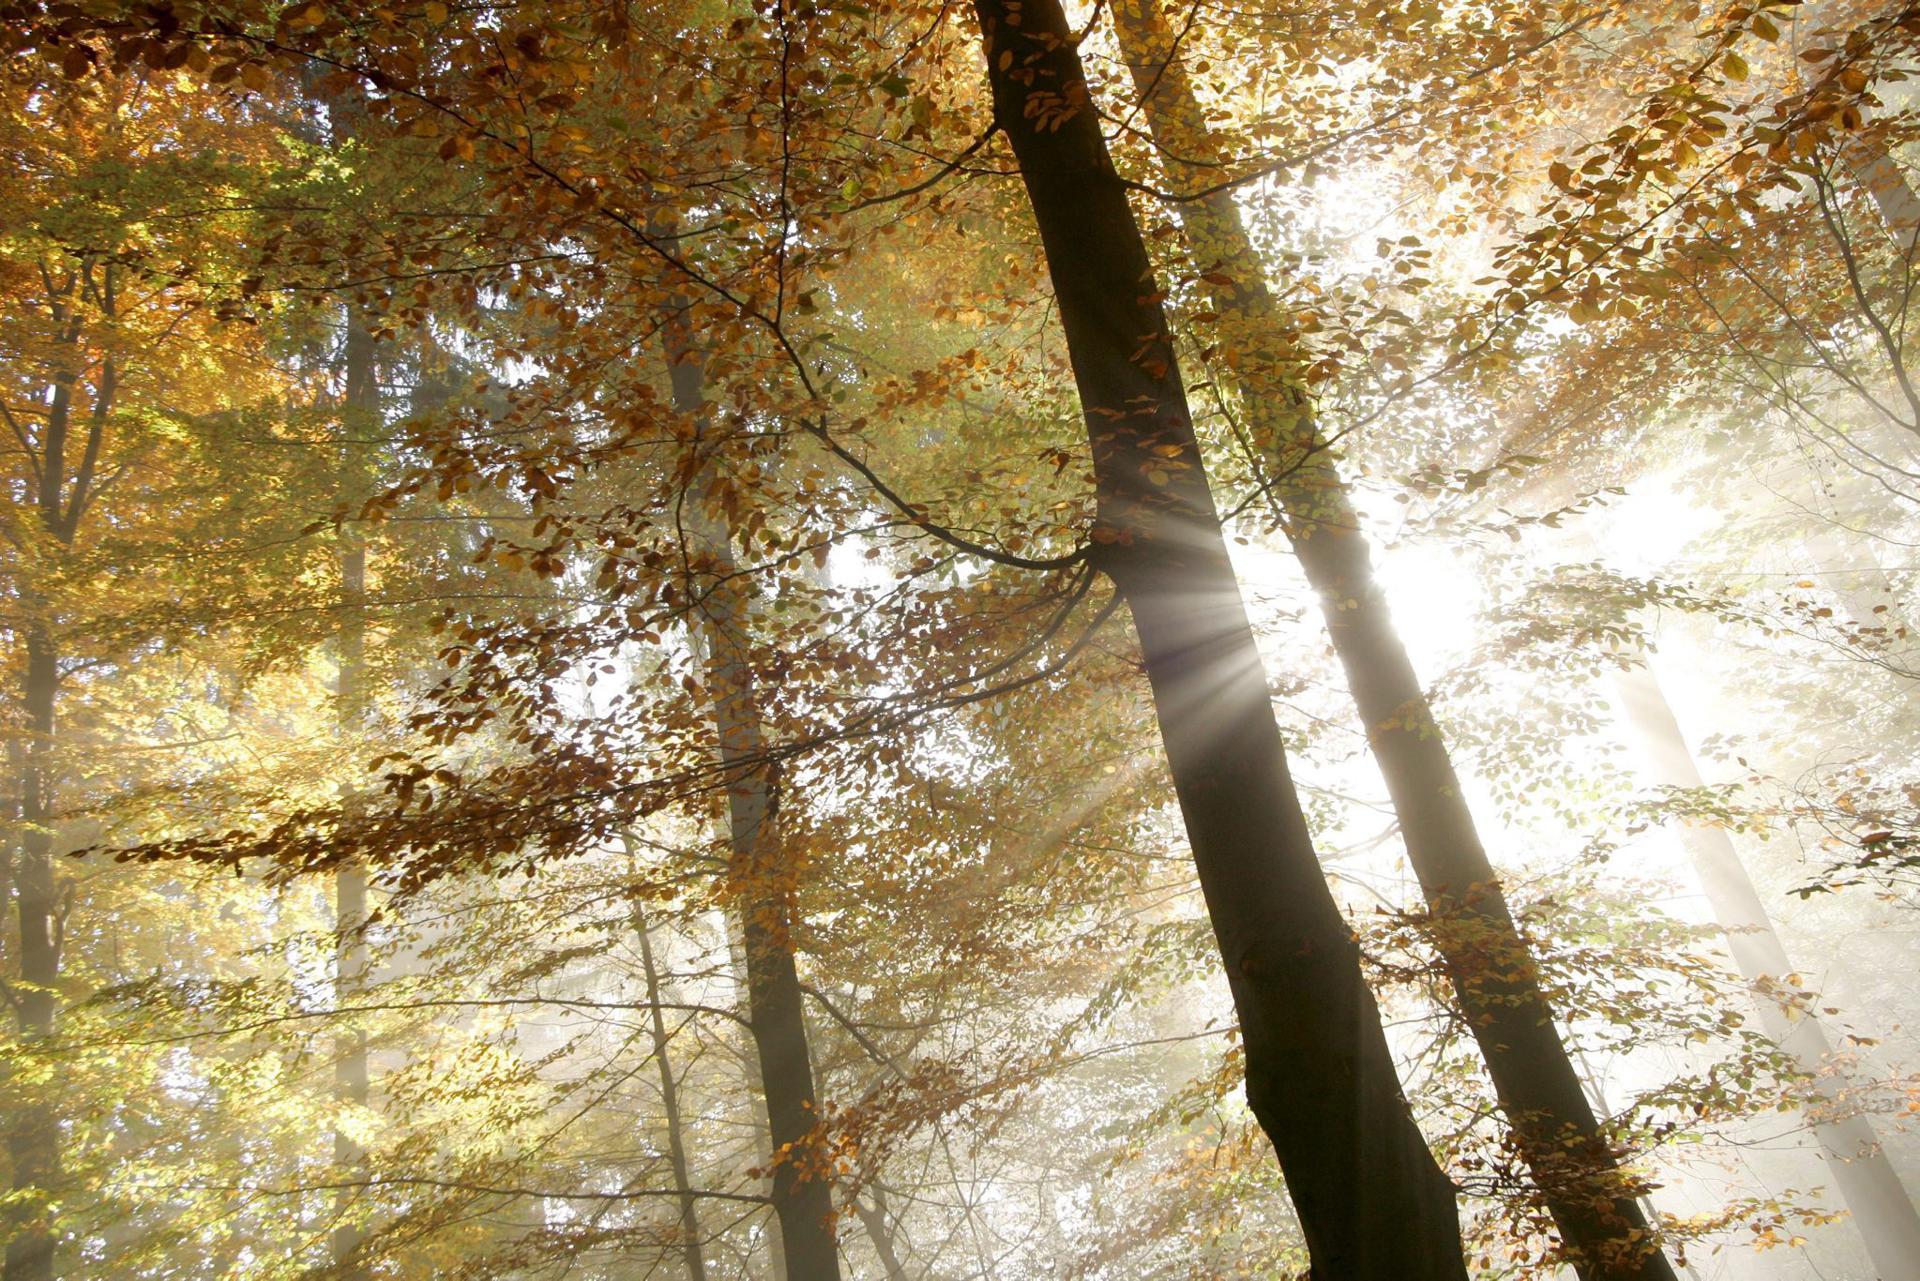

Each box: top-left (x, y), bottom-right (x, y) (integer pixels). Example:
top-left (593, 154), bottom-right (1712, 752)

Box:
top-left (971, 4), bottom-right (1466, 1275)
top-left (662, 313), bottom-right (842, 1281)
top-left (721, 917), bottom-right (790, 1281)
top-left (1107, 6), bottom-right (1680, 1275)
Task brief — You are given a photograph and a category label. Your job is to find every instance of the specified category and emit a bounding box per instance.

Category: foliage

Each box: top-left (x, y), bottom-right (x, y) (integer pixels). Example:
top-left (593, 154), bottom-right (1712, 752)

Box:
top-left (2, 1), bottom-right (1918, 1278)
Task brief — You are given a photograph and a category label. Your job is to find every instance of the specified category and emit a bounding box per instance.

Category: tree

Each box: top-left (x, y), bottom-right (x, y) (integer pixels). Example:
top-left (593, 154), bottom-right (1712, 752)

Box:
top-left (1102, 3), bottom-right (1679, 1275)
top-left (5, 4), bottom-right (1920, 1278)
top-left (0, 64), bottom-right (322, 1278)
top-left (1608, 627), bottom-right (1920, 1280)
top-left (629, 887), bottom-right (710, 1281)
top-left (659, 300), bottom-right (843, 1281)
top-left (968, 1), bottom-right (1467, 1273)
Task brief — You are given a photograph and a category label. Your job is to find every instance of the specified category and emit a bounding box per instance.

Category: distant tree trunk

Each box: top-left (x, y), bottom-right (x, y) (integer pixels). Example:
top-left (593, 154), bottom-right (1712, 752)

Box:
top-left (661, 313), bottom-right (842, 1281)
top-left (632, 897), bottom-right (710, 1281)
top-left (853, 1186), bottom-right (907, 1281)
top-left (1, 738), bottom-right (19, 952)
top-left (1110, 4), bottom-right (1676, 1276)
top-left (330, 307), bottom-right (376, 1281)
top-left (331, 862), bottom-right (369, 1274)
top-left (972, 3), bottom-right (1465, 1275)
top-left (5, 626), bottom-right (60, 1281)
top-left (1612, 648), bottom-right (1920, 1281)
top-left (1801, 524), bottom-right (1906, 636)
top-left (7, 268), bottom-right (116, 1281)
top-left (1842, 136), bottom-right (1920, 259)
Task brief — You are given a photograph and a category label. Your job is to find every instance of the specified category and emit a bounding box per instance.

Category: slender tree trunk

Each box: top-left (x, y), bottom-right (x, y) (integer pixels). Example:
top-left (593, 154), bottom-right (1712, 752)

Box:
top-left (662, 315), bottom-right (842, 1281)
top-left (330, 309), bottom-right (375, 1281)
top-left (973, 4), bottom-right (1465, 1274)
top-left (1612, 647), bottom-right (1920, 1281)
top-left (1, 737), bottom-right (20, 962)
top-left (1106, 5), bottom-right (1677, 1275)
top-left (632, 897), bottom-right (710, 1281)
top-left (331, 864), bottom-right (369, 1274)
top-left (853, 1186), bottom-right (907, 1281)
top-left (4, 273), bottom-right (112, 1281)
top-left (5, 626), bottom-right (60, 1281)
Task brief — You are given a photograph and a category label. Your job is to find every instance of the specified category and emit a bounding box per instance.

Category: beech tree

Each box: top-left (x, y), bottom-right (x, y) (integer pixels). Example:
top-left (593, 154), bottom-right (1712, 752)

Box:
top-left (969, 0), bottom-right (1467, 1273)
top-left (4, 2), bottom-right (1920, 1279)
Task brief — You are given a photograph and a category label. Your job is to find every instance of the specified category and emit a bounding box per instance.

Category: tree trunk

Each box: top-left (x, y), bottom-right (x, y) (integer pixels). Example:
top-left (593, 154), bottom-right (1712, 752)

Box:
top-left (632, 898), bottom-right (710, 1281)
top-left (5, 625), bottom-right (60, 1281)
top-left (662, 315), bottom-right (842, 1281)
top-left (4, 274), bottom-right (112, 1281)
top-left (973, 4), bottom-right (1465, 1275)
top-left (1801, 524), bottom-right (1904, 635)
top-left (330, 307), bottom-right (375, 1281)
top-left (853, 1186), bottom-right (908, 1281)
top-left (723, 916), bottom-right (790, 1281)
top-left (2, 737), bottom-right (20, 964)
top-left (1612, 648), bottom-right (1920, 1281)
top-left (1107, 6), bottom-right (1678, 1274)
top-left (1842, 135), bottom-right (1920, 259)
top-left (331, 862), bottom-right (369, 1276)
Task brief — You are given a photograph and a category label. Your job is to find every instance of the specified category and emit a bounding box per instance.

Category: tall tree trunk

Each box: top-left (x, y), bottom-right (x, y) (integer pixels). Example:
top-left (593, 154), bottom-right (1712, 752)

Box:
top-left (631, 896), bottom-right (710, 1281)
top-left (1612, 647), bottom-right (1920, 1281)
top-left (5, 271), bottom-right (113, 1281)
top-left (972, 4), bottom-right (1465, 1274)
top-left (5, 627), bottom-right (60, 1281)
top-left (1, 738), bottom-right (19, 962)
top-left (1109, 4), bottom-right (1676, 1276)
top-left (330, 308), bottom-right (375, 1281)
top-left (331, 864), bottom-right (369, 1275)
top-left (723, 917), bottom-right (790, 1281)
top-left (662, 315), bottom-right (842, 1281)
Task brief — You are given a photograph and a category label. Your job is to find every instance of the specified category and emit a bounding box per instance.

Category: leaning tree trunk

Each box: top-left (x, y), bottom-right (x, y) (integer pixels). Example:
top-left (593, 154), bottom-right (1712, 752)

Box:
top-left (1611, 641), bottom-right (1920, 1281)
top-left (1108, 4), bottom-right (1676, 1276)
top-left (330, 305), bottom-right (377, 1281)
top-left (661, 313), bottom-right (842, 1281)
top-left (972, 3), bottom-right (1465, 1274)
top-left (852, 1187), bottom-right (907, 1281)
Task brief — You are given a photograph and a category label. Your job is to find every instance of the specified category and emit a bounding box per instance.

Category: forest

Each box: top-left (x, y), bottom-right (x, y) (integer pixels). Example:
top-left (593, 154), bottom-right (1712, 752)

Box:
top-left (2, 0), bottom-right (1919, 1277)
